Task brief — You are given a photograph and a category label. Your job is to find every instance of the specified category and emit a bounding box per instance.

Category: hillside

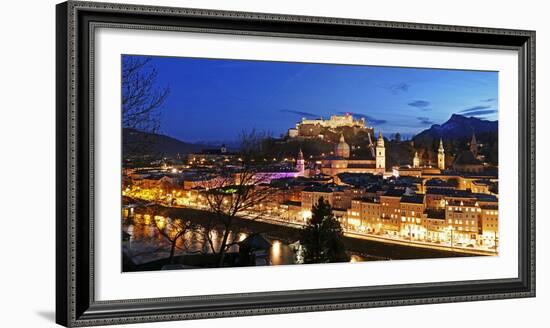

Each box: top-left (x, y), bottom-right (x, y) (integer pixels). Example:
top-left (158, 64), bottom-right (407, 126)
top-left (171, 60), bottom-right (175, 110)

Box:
top-left (123, 128), bottom-right (207, 158)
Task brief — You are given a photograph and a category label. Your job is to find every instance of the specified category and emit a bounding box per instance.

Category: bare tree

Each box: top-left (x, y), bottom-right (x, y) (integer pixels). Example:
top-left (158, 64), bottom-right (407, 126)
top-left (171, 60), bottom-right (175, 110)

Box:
top-left (122, 56), bottom-right (170, 131)
top-left (152, 216), bottom-right (195, 264)
top-left (127, 193), bottom-right (194, 266)
top-left (198, 131), bottom-right (276, 267)
top-left (239, 129), bottom-right (265, 154)
top-left (122, 56), bottom-right (170, 158)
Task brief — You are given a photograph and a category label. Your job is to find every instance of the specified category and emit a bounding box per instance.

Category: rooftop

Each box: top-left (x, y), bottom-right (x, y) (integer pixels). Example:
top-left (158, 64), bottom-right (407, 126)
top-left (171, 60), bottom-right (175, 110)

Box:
top-left (425, 178), bottom-right (458, 188)
top-left (382, 188), bottom-right (406, 198)
top-left (454, 150), bottom-right (483, 166)
top-left (400, 194), bottom-right (425, 204)
top-left (473, 193), bottom-right (498, 202)
top-left (302, 184), bottom-right (349, 193)
top-left (365, 185), bottom-right (385, 193)
top-left (352, 196), bottom-right (379, 204)
top-left (425, 188), bottom-right (473, 198)
top-left (447, 199), bottom-right (479, 207)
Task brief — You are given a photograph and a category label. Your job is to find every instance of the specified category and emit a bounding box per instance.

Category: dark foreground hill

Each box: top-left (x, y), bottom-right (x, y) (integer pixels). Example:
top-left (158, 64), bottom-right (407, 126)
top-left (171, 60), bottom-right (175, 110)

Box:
top-left (123, 128), bottom-right (207, 158)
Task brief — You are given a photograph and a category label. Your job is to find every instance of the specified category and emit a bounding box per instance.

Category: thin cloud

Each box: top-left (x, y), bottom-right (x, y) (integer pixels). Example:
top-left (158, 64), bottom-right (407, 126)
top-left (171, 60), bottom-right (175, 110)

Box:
top-left (280, 109), bottom-right (318, 118)
top-left (337, 111), bottom-right (387, 125)
top-left (387, 82), bottom-right (410, 94)
top-left (416, 116), bottom-right (434, 125)
top-left (408, 100), bottom-right (431, 110)
top-left (460, 105), bottom-right (491, 113)
top-left (461, 109), bottom-right (498, 116)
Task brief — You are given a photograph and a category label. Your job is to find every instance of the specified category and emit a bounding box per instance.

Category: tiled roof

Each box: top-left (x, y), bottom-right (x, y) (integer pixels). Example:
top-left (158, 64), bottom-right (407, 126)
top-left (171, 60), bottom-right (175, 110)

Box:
top-left (400, 194), bottom-right (425, 204)
top-left (382, 189), bottom-right (406, 197)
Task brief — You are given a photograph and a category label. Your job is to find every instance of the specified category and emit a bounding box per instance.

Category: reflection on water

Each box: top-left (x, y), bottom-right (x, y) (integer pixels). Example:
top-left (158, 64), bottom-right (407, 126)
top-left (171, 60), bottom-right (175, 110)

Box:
top-left (269, 240), bottom-right (295, 266)
top-left (124, 210), bottom-right (364, 267)
top-left (128, 215), bottom-right (228, 254)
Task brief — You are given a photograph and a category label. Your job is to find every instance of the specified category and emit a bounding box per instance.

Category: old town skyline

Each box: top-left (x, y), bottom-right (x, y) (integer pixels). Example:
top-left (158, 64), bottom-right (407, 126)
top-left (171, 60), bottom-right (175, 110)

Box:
top-left (121, 55), bottom-right (499, 272)
top-left (122, 111), bottom-right (499, 271)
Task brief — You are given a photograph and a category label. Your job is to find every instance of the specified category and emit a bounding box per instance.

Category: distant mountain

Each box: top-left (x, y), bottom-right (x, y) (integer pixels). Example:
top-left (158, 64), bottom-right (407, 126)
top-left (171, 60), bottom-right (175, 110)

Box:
top-left (411, 114), bottom-right (499, 166)
top-left (414, 114), bottom-right (498, 142)
top-left (123, 128), bottom-right (208, 158)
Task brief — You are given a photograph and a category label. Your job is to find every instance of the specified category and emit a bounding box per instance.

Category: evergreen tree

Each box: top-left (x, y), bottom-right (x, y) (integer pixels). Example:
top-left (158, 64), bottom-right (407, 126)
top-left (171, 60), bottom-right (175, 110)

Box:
top-left (300, 197), bottom-right (349, 263)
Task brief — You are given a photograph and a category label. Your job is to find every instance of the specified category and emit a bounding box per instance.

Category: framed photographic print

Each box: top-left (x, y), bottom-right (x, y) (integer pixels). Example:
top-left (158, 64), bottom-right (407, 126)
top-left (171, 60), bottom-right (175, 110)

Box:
top-left (56, 1), bottom-right (535, 326)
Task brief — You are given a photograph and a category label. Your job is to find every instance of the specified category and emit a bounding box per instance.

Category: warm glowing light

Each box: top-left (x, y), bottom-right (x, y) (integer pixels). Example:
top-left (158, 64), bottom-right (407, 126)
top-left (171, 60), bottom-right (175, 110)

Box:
top-left (154, 216), bottom-right (166, 229)
top-left (238, 232), bottom-right (248, 242)
top-left (271, 240), bottom-right (281, 258)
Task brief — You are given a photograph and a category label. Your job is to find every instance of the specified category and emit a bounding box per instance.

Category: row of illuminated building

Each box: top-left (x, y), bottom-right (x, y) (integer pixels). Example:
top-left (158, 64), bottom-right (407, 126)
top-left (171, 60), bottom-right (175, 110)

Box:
top-left (279, 186), bottom-right (498, 248)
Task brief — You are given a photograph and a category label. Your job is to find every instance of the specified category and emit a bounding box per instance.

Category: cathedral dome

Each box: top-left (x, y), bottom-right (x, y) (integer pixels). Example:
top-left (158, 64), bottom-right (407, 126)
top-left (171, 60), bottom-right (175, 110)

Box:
top-left (335, 134), bottom-right (350, 158)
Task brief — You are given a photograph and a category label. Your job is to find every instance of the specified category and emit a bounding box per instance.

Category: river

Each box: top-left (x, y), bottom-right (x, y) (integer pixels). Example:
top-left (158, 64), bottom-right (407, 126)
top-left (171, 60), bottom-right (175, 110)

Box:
top-left (122, 204), bottom-right (469, 271)
top-left (123, 205), bottom-right (371, 270)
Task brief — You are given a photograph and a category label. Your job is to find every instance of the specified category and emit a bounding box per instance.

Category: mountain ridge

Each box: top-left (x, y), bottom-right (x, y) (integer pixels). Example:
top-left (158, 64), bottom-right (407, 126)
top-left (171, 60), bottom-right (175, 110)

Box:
top-left (414, 114), bottom-right (498, 142)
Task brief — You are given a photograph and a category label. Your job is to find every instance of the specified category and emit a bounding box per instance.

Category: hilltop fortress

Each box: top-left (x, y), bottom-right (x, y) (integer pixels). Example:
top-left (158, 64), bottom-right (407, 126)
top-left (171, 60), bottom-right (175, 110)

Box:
top-left (287, 113), bottom-right (373, 139)
top-left (285, 113), bottom-right (383, 176)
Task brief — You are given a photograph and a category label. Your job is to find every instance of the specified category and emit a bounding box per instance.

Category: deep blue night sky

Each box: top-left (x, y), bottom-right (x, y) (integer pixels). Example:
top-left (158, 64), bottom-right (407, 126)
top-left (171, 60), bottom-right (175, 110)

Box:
top-left (123, 55), bottom-right (498, 144)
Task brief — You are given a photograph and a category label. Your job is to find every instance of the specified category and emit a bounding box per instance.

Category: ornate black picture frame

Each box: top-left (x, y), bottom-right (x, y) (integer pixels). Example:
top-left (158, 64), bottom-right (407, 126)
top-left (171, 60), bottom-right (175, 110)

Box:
top-left (56, 1), bottom-right (535, 326)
